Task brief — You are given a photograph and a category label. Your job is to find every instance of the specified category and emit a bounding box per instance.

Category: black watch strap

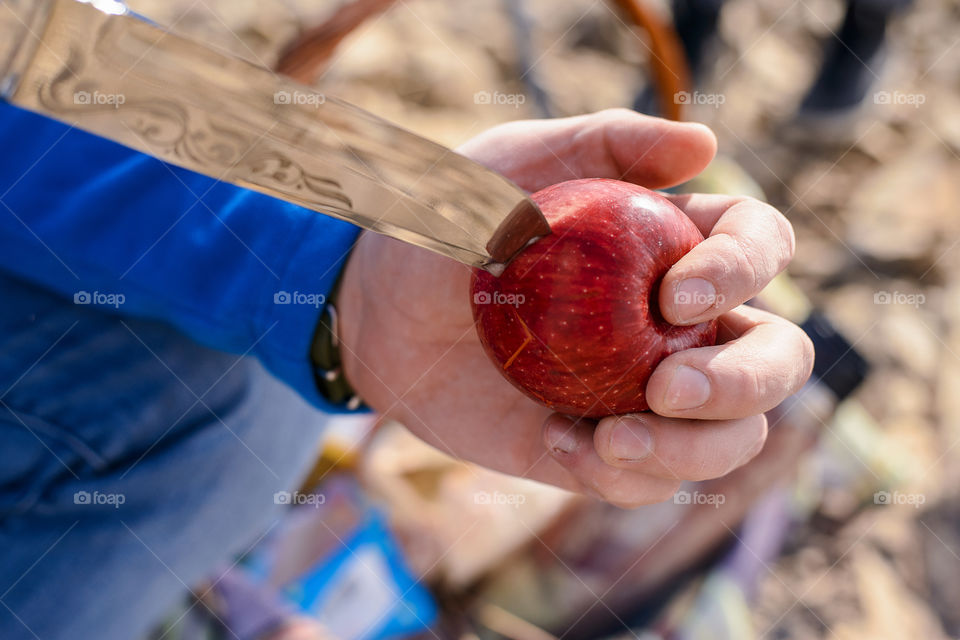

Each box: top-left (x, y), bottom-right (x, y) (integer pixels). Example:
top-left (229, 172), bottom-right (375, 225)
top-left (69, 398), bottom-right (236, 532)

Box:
top-left (310, 278), bottom-right (365, 411)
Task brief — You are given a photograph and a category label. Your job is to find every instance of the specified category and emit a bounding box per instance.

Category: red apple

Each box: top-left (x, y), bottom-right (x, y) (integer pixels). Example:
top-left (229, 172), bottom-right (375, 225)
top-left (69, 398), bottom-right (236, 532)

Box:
top-left (471, 178), bottom-right (717, 418)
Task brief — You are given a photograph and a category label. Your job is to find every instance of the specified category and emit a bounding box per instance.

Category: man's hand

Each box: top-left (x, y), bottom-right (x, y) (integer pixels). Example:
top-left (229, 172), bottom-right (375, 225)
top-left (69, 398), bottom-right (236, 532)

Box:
top-left (336, 109), bottom-right (813, 508)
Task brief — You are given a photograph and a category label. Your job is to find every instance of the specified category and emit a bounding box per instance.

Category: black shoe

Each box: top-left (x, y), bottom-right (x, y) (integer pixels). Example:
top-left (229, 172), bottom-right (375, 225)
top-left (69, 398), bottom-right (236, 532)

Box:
top-left (799, 0), bottom-right (909, 115)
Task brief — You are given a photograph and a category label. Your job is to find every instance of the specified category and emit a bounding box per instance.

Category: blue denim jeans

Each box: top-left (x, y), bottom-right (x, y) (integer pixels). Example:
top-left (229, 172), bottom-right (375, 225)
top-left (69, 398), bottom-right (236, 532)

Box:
top-left (0, 274), bottom-right (329, 639)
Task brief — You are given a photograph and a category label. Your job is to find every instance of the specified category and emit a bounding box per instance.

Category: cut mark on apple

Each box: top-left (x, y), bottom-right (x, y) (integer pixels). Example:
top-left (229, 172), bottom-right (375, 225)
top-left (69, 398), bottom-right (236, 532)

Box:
top-left (502, 306), bottom-right (534, 370)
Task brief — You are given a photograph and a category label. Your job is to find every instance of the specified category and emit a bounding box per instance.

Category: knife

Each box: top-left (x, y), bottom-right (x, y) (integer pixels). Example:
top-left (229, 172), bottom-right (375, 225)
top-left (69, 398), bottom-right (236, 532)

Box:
top-left (0, 0), bottom-right (550, 271)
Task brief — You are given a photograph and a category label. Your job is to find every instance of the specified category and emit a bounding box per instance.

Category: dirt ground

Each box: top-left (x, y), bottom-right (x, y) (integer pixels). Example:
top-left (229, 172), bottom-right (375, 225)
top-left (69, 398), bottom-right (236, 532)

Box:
top-left (126, 0), bottom-right (960, 637)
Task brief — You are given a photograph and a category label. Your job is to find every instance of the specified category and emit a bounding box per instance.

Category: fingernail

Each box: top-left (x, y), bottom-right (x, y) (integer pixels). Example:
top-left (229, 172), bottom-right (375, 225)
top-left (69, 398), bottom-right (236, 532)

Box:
top-left (674, 278), bottom-right (718, 321)
top-left (608, 417), bottom-right (653, 462)
top-left (547, 423), bottom-right (577, 455)
top-left (664, 365), bottom-right (711, 410)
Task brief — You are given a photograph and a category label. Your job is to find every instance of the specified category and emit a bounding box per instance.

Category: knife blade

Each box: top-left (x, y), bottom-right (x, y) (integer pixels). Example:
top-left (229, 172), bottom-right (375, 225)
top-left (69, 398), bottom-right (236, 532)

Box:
top-left (0, 0), bottom-right (550, 271)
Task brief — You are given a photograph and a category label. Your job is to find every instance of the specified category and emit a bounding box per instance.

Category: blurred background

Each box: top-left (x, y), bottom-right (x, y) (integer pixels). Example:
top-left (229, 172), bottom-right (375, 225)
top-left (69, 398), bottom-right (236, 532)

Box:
top-left (123, 0), bottom-right (960, 638)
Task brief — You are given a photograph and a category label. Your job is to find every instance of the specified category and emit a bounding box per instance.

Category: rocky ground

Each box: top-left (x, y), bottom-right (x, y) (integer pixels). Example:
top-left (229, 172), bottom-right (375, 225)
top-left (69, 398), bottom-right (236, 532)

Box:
top-left (128, 0), bottom-right (960, 637)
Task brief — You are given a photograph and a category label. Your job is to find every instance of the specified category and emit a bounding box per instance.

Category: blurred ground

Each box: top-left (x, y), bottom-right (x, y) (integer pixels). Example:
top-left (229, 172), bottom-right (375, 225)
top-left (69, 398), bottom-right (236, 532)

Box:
top-left (127, 0), bottom-right (960, 637)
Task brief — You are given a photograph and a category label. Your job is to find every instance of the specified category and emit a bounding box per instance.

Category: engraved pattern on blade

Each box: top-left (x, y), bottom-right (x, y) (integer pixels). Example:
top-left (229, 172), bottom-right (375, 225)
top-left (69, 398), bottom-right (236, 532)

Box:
top-left (33, 16), bottom-right (354, 213)
top-left (2, 0), bottom-right (547, 268)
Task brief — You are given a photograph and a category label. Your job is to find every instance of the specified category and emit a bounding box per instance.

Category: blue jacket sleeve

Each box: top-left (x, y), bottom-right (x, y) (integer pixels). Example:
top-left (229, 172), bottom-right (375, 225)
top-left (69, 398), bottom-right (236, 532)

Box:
top-left (0, 102), bottom-right (362, 411)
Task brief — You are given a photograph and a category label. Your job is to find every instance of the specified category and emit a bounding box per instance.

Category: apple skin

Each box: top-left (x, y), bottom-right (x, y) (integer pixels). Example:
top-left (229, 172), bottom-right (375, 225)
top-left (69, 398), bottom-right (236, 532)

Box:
top-left (471, 178), bottom-right (717, 418)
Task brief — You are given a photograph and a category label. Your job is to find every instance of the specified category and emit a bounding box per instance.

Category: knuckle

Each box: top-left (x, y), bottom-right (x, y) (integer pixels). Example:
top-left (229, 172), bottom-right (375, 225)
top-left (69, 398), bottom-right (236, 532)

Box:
top-left (721, 360), bottom-right (767, 414)
top-left (587, 468), bottom-right (627, 501)
top-left (608, 483), bottom-right (680, 509)
top-left (751, 198), bottom-right (796, 266)
top-left (734, 232), bottom-right (769, 291)
top-left (799, 330), bottom-right (816, 383)
top-left (596, 107), bottom-right (635, 121)
top-left (650, 480), bottom-right (684, 505)
top-left (657, 433), bottom-right (725, 481)
top-left (749, 364), bottom-right (769, 406)
top-left (775, 209), bottom-right (797, 264)
top-left (726, 199), bottom-right (795, 285)
top-left (730, 415), bottom-right (769, 471)
top-left (648, 442), bottom-right (686, 479)
top-left (715, 232), bottom-right (764, 295)
top-left (686, 439), bottom-right (734, 480)
top-left (607, 496), bottom-right (647, 510)
top-left (653, 453), bottom-right (687, 481)
top-left (771, 321), bottom-right (815, 392)
top-left (689, 456), bottom-right (729, 481)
